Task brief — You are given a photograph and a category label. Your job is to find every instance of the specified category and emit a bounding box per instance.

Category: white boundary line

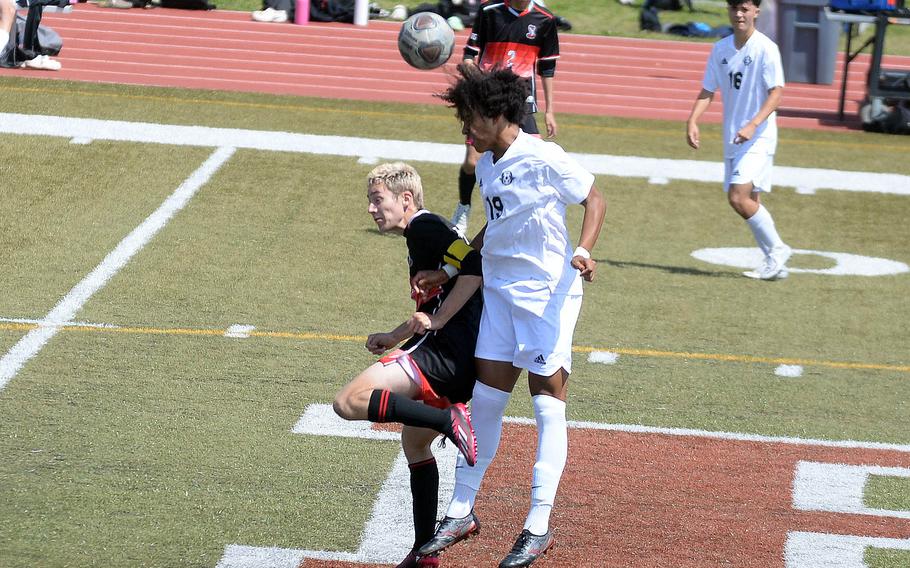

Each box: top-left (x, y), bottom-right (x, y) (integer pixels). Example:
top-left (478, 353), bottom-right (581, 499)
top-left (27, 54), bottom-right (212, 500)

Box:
top-left (295, 403), bottom-right (910, 453)
top-left (0, 146), bottom-right (236, 392)
top-left (0, 316), bottom-right (119, 329)
top-left (2, 113), bottom-right (910, 195)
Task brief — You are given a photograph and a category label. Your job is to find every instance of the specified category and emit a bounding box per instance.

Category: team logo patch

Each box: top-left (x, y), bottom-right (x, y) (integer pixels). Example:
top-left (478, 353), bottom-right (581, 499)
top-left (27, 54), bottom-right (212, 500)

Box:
top-left (744, 55), bottom-right (753, 66)
top-left (500, 171), bottom-right (514, 185)
top-left (526, 24), bottom-right (537, 39)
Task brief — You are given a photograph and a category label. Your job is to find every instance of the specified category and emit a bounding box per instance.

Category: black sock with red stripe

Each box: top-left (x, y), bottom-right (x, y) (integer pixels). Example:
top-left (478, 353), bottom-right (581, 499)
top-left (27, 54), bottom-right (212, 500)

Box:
top-left (409, 457), bottom-right (439, 550)
top-left (458, 169), bottom-right (476, 206)
top-left (367, 390), bottom-right (450, 434)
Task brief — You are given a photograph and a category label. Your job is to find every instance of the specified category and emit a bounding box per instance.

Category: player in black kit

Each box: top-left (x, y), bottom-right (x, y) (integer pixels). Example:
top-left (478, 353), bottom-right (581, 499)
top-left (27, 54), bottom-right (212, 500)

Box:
top-left (333, 162), bottom-right (483, 568)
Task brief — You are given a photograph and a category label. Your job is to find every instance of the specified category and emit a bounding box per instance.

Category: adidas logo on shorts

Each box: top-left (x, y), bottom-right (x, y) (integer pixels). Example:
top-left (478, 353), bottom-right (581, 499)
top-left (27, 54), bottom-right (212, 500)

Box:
top-left (534, 354), bottom-right (547, 365)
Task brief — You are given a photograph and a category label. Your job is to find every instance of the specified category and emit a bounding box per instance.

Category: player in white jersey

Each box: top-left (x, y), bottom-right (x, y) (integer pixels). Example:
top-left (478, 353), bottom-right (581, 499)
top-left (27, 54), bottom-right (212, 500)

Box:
top-left (417, 63), bottom-right (606, 568)
top-left (686, 0), bottom-right (792, 280)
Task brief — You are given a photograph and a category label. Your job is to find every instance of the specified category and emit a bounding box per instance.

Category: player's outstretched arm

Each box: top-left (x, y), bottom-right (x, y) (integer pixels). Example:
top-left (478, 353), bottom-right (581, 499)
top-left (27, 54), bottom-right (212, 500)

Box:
top-left (572, 185), bottom-right (606, 282)
top-left (686, 89), bottom-right (714, 149)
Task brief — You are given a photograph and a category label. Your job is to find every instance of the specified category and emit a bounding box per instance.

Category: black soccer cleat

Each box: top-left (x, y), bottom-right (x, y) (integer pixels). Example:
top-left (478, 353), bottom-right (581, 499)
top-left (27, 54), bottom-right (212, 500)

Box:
top-left (445, 402), bottom-right (477, 467)
top-left (416, 512), bottom-right (481, 556)
top-left (498, 529), bottom-right (556, 568)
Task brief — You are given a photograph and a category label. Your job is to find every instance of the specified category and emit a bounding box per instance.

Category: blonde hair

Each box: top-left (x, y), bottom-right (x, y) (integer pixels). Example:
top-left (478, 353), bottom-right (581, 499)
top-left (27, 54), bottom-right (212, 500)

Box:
top-left (367, 162), bottom-right (424, 210)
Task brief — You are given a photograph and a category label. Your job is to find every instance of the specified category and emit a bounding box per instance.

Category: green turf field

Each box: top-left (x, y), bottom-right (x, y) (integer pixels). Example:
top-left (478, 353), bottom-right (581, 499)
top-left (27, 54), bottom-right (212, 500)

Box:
top-left (0, 77), bottom-right (908, 567)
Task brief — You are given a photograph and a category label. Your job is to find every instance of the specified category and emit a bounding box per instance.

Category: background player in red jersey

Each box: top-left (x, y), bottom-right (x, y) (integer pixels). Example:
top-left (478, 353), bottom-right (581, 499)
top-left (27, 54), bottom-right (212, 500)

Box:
top-left (450, 0), bottom-right (560, 235)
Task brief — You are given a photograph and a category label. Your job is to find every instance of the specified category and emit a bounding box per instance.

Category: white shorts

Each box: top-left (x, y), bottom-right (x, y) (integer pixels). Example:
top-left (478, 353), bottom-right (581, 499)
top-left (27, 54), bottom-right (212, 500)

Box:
top-left (724, 152), bottom-right (773, 193)
top-left (475, 282), bottom-right (582, 376)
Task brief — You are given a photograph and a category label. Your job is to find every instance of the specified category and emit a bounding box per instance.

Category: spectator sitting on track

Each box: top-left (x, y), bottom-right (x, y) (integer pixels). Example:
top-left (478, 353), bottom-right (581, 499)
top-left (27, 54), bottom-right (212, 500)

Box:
top-left (1, 0), bottom-right (14, 54)
top-left (1, 0), bottom-right (66, 70)
top-left (390, 0), bottom-right (481, 30)
top-left (253, 0), bottom-right (388, 24)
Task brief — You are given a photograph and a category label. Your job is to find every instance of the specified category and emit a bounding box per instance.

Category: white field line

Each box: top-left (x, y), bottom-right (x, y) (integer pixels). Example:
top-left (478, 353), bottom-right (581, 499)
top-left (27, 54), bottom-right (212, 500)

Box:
top-left (792, 461), bottom-right (910, 519)
top-left (296, 403), bottom-right (910, 453)
top-left (1, 113), bottom-right (910, 195)
top-left (0, 316), bottom-right (119, 329)
top-left (785, 532), bottom-right (910, 568)
top-left (0, 146), bottom-right (235, 392)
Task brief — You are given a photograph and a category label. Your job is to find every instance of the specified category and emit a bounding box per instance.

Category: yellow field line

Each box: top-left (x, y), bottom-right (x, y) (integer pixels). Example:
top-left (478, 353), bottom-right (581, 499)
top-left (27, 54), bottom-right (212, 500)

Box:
top-left (2, 321), bottom-right (907, 373)
top-left (4, 85), bottom-right (910, 153)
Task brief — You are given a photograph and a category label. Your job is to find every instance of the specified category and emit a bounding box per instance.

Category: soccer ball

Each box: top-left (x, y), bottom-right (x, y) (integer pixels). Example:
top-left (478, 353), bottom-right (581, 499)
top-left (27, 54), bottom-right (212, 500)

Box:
top-left (397, 12), bottom-right (456, 70)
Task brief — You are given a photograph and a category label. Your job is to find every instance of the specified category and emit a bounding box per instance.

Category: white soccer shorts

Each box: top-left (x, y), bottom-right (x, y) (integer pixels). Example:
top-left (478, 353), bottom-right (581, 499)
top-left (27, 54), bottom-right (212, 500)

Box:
top-left (725, 151), bottom-right (774, 193)
top-left (475, 282), bottom-right (582, 377)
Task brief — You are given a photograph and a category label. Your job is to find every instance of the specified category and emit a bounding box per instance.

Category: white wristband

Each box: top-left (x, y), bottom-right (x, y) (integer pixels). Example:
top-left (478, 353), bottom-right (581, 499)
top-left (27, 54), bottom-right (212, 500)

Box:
top-left (573, 246), bottom-right (591, 260)
top-left (442, 264), bottom-right (459, 278)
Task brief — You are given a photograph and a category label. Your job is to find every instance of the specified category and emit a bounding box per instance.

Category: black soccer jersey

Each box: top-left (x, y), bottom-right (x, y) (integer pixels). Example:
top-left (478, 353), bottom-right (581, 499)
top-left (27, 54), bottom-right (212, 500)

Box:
top-left (465, 0), bottom-right (560, 112)
top-left (401, 210), bottom-right (482, 403)
top-left (403, 210), bottom-right (482, 336)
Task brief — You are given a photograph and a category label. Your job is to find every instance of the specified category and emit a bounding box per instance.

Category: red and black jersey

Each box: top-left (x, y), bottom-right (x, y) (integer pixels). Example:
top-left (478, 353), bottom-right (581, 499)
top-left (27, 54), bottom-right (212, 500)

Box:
top-left (464, 0), bottom-right (559, 111)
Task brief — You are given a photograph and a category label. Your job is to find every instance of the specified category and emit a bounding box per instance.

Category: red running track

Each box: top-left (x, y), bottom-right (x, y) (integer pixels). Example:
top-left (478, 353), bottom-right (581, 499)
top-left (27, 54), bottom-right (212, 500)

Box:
top-left (4, 3), bottom-right (907, 130)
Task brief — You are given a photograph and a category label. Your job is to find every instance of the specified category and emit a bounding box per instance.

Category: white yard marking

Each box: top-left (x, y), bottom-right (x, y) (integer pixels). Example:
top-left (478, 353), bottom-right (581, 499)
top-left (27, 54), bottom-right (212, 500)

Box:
top-left (2, 113), bottom-right (910, 195)
top-left (0, 316), bottom-right (119, 329)
top-left (294, 404), bottom-right (910, 453)
top-left (588, 350), bottom-right (620, 365)
top-left (224, 324), bottom-right (255, 339)
top-left (776, 364), bottom-right (804, 378)
top-left (792, 461), bottom-right (910, 519)
top-left (785, 532), bottom-right (910, 567)
top-left (0, 146), bottom-right (235, 393)
top-left (220, 404), bottom-right (457, 567)
top-left (692, 247), bottom-right (910, 277)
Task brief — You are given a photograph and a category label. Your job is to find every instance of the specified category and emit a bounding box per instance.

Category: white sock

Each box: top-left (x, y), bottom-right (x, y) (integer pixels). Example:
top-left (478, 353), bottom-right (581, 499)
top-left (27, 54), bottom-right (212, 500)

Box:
top-left (446, 381), bottom-right (511, 518)
top-left (523, 394), bottom-right (567, 535)
top-left (746, 204), bottom-right (785, 254)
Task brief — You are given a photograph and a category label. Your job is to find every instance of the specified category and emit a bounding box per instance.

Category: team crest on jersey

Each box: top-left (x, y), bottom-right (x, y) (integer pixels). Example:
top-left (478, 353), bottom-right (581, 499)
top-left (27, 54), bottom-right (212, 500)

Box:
top-left (500, 171), bottom-right (514, 185)
top-left (526, 24), bottom-right (537, 39)
top-left (743, 56), bottom-right (753, 66)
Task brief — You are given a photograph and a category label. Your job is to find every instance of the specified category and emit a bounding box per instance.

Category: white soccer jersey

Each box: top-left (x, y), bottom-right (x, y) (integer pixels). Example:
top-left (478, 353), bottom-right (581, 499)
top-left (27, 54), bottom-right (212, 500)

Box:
top-left (476, 130), bottom-right (595, 294)
top-left (703, 30), bottom-right (785, 158)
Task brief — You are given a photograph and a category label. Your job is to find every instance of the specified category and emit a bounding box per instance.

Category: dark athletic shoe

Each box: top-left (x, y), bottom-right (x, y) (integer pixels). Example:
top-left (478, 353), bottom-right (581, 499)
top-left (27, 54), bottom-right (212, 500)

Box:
top-left (446, 402), bottom-right (477, 467)
top-left (416, 512), bottom-right (481, 556)
top-left (498, 529), bottom-right (556, 568)
top-left (394, 550), bottom-right (439, 568)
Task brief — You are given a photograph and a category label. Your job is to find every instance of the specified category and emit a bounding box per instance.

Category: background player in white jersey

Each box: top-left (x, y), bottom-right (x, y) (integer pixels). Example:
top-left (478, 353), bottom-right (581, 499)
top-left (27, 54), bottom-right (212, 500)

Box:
top-left (450, 0), bottom-right (560, 236)
top-left (333, 162), bottom-right (484, 568)
top-left (418, 63), bottom-right (606, 568)
top-left (686, 0), bottom-right (791, 280)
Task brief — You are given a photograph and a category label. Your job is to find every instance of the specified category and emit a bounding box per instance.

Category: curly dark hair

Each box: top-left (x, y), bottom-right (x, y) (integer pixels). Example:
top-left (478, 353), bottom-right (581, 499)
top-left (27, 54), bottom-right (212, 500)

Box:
top-left (436, 63), bottom-right (529, 127)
